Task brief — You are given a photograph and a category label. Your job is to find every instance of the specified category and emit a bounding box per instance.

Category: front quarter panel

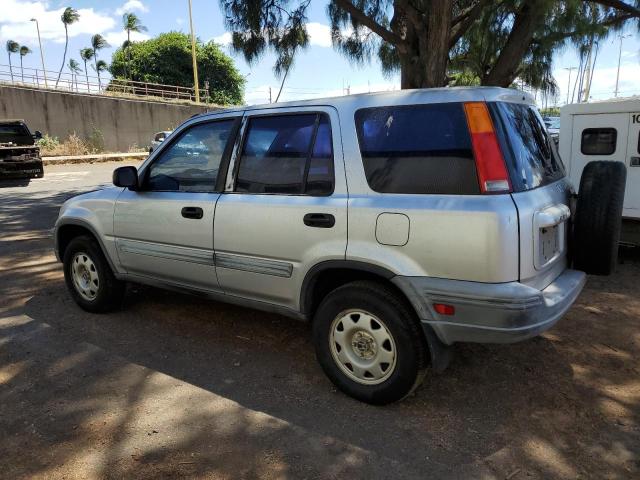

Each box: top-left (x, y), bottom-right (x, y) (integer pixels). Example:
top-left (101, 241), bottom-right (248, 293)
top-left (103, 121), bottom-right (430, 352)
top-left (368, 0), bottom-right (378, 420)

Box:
top-left (55, 187), bottom-right (123, 272)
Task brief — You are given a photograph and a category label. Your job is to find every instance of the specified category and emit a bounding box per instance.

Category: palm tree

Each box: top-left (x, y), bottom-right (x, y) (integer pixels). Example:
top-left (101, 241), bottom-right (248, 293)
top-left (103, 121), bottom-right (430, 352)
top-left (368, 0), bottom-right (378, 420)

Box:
top-left (68, 58), bottom-right (82, 92)
top-left (79, 48), bottom-right (94, 92)
top-left (19, 46), bottom-right (31, 82)
top-left (5, 40), bottom-right (19, 82)
top-left (56, 7), bottom-right (80, 88)
top-left (90, 34), bottom-right (109, 89)
top-left (122, 12), bottom-right (147, 81)
top-left (92, 60), bottom-right (109, 92)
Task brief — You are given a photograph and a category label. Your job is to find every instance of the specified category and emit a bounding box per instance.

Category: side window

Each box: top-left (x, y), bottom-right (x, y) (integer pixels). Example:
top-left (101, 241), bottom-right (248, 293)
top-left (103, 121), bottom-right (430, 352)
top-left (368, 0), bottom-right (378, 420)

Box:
top-left (355, 104), bottom-right (479, 194)
top-left (581, 128), bottom-right (617, 155)
top-left (146, 120), bottom-right (234, 192)
top-left (235, 113), bottom-right (334, 195)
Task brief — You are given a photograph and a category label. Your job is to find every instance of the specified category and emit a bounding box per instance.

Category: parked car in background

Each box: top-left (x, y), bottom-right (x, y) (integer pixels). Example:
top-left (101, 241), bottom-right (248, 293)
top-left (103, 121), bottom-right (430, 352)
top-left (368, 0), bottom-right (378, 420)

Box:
top-left (0, 120), bottom-right (44, 179)
top-left (543, 116), bottom-right (560, 144)
top-left (560, 97), bottom-right (639, 243)
top-left (149, 130), bottom-right (173, 153)
top-left (54, 88), bottom-right (625, 404)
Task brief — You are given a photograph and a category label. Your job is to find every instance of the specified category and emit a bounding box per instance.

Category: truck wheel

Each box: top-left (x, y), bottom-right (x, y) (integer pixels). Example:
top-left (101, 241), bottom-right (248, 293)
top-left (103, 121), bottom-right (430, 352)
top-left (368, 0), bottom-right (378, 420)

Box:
top-left (63, 235), bottom-right (125, 313)
top-left (573, 161), bottom-right (626, 275)
top-left (312, 281), bottom-right (428, 404)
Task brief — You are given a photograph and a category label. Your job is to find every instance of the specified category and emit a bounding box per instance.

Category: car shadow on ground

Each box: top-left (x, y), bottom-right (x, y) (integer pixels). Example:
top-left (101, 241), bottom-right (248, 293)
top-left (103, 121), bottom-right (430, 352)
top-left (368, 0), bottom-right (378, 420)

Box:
top-left (8, 261), bottom-right (637, 479)
top-left (0, 178), bottom-right (31, 188)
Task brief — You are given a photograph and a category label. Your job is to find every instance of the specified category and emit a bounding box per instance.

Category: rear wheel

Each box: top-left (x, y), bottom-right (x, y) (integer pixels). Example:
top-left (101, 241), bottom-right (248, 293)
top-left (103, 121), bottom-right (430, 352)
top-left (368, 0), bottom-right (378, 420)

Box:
top-left (573, 161), bottom-right (626, 275)
top-left (312, 281), bottom-right (428, 404)
top-left (63, 235), bottom-right (125, 313)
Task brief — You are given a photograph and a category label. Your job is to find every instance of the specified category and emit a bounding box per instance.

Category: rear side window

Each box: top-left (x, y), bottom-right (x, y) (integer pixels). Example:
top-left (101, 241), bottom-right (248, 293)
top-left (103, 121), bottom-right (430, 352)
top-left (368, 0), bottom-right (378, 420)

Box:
top-left (235, 113), bottom-right (334, 195)
top-left (581, 128), bottom-right (617, 155)
top-left (490, 102), bottom-right (565, 191)
top-left (355, 104), bottom-right (479, 194)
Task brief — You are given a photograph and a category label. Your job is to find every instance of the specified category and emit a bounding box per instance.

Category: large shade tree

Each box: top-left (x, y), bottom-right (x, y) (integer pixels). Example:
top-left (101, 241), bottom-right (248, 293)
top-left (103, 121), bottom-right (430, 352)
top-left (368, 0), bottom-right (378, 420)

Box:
top-left (109, 32), bottom-right (246, 104)
top-left (220, 0), bottom-right (640, 90)
top-left (6, 40), bottom-right (19, 82)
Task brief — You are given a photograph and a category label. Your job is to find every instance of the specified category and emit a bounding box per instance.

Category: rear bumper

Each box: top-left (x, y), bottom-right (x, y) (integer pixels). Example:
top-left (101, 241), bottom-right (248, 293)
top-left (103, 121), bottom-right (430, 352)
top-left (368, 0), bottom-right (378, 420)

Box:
top-left (393, 269), bottom-right (586, 345)
top-left (0, 160), bottom-right (44, 179)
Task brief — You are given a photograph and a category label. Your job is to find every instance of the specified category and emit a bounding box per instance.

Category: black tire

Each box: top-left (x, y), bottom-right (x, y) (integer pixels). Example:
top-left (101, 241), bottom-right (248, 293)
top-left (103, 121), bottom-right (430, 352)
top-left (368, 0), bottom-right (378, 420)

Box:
top-left (63, 235), bottom-right (125, 313)
top-left (312, 281), bottom-right (428, 405)
top-left (573, 161), bottom-right (626, 275)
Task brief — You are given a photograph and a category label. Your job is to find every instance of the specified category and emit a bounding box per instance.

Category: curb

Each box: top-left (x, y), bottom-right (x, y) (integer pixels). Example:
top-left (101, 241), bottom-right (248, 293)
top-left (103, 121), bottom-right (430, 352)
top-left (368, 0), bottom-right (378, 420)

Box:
top-left (42, 152), bottom-right (148, 165)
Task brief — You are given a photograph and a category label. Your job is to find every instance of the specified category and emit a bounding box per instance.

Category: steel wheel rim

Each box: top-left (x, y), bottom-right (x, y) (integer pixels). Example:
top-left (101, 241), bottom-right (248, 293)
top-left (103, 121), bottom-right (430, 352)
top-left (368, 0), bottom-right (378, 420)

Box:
top-left (71, 252), bottom-right (99, 301)
top-left (329, 309), bottom-right (397, 385)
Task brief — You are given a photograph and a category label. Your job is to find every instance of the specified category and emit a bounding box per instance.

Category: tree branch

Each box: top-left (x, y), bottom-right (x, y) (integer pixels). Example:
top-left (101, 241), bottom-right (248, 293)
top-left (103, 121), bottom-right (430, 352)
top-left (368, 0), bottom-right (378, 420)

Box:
top-left (449, 0), bottom-right (491, 48)
top-left (532, 12), bottom-right (634, 45)
top-left (589, 0), bottom-right (640, 18)
top-left (334, 0), bottom-right (407, 51)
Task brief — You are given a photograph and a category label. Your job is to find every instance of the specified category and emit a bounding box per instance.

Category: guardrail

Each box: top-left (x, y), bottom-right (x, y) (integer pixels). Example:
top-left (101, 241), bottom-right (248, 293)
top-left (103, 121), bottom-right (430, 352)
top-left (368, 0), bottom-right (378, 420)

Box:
top-left (0, 64), bottom-right (208, 103)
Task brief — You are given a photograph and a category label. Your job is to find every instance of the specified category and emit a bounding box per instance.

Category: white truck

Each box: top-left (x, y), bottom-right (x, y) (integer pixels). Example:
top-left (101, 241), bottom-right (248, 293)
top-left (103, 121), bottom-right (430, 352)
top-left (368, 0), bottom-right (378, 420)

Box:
top-left (560, 97), bottom-right (640, 220)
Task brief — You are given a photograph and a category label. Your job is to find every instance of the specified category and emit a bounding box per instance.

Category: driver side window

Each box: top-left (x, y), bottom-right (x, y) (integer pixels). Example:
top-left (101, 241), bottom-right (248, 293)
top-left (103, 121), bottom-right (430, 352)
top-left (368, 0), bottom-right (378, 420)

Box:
top-left (146, 120), bottom-right (234, 192)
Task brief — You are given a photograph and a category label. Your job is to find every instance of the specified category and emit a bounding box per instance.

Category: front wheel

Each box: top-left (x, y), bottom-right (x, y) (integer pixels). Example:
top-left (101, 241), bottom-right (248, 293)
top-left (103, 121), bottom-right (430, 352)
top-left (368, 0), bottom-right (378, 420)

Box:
top-left (312, 281), bottom-right (428, 404)
top-left (63, 235), bottom-right (125, 313)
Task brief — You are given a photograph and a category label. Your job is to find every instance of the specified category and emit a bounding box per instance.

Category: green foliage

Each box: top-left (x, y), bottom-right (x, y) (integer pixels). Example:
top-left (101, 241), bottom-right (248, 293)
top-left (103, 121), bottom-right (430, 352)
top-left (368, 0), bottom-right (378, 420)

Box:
top-left (19, 46), bottom-right (31, 57)
top-left (540, 107), bottom-right (561, 116)
top-left (6, 40), bottom-right (19, 54)
top-left (122, 12), bottom-right (147, 35)
top-left (87, 125), bottom-right (105, 153)
top-left (109, 32), bottom-right (245, 105)
top-left (61, 7), bottom-right (80, 25)
top-left (36, 134), bottom-right (60, 151)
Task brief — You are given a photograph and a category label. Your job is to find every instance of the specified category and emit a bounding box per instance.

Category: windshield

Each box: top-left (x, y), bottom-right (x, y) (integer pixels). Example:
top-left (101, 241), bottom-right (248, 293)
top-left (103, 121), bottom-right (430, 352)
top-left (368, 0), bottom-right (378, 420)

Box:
top-left (490, 102), bottom-right (565, 191)
top-left (0, 124), bottom-right (34, 146)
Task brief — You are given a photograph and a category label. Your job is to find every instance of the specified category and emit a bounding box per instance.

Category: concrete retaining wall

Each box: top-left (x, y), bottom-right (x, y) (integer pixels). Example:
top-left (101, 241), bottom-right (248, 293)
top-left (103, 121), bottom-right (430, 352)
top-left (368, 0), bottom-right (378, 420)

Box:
top-left (0, 85), bottom-right (216, 151)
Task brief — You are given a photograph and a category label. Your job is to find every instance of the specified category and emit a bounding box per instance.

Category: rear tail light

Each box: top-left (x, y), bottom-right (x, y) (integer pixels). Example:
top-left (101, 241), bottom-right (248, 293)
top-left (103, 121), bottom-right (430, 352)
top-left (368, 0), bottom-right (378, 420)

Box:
top-left (463, 102), bottom-right (511, 194)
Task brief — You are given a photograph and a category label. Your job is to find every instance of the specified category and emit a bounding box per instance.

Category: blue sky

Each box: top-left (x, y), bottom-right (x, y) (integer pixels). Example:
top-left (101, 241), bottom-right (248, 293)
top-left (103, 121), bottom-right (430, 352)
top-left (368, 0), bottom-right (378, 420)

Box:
top-left (1, 0), bottom-right (638, 105)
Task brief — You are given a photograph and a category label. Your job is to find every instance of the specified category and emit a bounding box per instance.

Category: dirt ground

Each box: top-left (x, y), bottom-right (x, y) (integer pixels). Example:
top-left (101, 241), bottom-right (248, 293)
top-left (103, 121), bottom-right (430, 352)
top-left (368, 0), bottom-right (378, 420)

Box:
top-left (0, 163), bottom-right (638, 479)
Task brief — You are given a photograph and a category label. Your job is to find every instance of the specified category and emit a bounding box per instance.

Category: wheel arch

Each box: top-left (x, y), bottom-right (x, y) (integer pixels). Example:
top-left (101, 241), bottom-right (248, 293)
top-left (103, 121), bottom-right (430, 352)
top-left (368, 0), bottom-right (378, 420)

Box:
top-left (300, 260), bottom-right (398, 318)
top-left (55, 220), bottom-right (118, 273)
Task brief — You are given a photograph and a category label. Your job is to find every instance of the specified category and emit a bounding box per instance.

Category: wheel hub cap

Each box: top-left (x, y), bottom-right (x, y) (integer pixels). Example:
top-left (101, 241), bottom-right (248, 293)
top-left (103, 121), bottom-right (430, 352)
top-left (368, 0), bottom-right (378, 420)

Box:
top-left (329, 309), bottom-right (397, 385)
top-left (71, 252), bottom-right (99, 301)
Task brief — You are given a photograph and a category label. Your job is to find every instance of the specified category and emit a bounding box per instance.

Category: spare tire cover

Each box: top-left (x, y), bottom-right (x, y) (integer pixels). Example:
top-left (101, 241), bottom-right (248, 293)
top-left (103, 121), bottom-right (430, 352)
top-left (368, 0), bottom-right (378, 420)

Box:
top-left (573, 161), bottom-right (626, 275)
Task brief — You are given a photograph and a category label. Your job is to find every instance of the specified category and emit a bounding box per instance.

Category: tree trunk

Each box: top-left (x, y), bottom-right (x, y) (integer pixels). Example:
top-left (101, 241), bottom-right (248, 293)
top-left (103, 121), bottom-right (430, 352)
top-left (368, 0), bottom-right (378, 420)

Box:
top-left (56, 25), bottom-right (68, 88)
top-left (8, 53), bottom-right (13, 82)
top-left (482, 0), bottom-right (546, 87)
top-left (397, 0), bottom-right (453, 89)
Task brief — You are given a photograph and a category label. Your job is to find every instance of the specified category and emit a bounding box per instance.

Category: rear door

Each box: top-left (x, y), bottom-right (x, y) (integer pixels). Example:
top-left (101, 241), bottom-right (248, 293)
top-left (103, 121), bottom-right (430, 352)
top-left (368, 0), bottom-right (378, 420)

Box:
top-left (214, 107), bottom-right (347, 310)
top-left (491, 102), bottom-right (571, 288)
top-left (625, 112), bottom-right (640, 216)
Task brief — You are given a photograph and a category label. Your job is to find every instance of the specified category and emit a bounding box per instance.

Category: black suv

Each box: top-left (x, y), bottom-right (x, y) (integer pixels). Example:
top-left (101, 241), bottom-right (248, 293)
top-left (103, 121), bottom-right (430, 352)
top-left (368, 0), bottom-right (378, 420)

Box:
top-left (0, 120), bottom-right (44, 179)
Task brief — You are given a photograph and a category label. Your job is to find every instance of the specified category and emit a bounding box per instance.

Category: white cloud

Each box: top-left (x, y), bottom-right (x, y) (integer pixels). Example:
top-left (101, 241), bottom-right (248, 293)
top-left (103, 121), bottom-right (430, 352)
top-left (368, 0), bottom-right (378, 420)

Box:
top-left (115, 0), bottom-right (148, 16)
top-left (103, 30), bottom-right (150, 47)
top-left (212, 23), bottom-right (333, 49)
top-left (213, 32), bottom-right (232, 46)
top-left (307, 22), bottom-right (332, 48)
top-left (0, 1), bottom-right (115, 44)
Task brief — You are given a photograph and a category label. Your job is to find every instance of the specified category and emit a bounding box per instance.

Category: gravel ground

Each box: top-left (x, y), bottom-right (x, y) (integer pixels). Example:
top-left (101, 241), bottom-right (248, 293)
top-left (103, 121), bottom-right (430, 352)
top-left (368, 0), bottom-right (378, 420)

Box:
top-left (0, 163), bottom-right (638, 479)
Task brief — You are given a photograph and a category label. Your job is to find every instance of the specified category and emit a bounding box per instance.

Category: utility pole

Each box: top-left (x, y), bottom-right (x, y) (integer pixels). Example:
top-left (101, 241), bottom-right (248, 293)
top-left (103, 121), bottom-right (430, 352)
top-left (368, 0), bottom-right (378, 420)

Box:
top-left (615, 34), bottom-right (631, 98)
top-left (564, 67), bottom-right (576, 104)
top-left (30, 18), bottom-right (47, 88)
top-left (187, 0), bottom-right (200, 103)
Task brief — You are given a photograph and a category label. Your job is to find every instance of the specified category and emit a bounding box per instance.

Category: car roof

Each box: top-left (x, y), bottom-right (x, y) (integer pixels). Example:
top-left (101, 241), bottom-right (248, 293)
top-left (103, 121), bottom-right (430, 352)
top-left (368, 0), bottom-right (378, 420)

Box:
top-left (197, 86), bottom-right (535, 119)
top-left (0, 119), bottom-right (27, 125)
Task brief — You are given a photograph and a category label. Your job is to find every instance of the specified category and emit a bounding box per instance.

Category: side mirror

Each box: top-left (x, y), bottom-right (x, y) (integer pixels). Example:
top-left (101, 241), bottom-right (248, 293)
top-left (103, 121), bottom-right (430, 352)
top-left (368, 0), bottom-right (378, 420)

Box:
top-left (113, 166), bottom-right (139, 189)
top-left (33, 130), bottom-right (42, 140)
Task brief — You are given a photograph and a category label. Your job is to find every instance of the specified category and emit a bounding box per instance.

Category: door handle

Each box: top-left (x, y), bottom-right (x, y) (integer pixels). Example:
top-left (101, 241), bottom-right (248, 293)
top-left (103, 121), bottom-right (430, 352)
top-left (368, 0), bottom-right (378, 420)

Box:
top-left (630, 156), bottom-right (640, 167)
top-left (303, 213), bottom-right (335, 228)
top-left (181, 206), bottom-right (204, 219)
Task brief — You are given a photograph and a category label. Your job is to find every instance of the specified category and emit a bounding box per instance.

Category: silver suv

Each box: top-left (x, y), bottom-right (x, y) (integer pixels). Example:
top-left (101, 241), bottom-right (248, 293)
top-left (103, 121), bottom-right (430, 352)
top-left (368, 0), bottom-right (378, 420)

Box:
top-left (54, 88), bottom-right (626, 404)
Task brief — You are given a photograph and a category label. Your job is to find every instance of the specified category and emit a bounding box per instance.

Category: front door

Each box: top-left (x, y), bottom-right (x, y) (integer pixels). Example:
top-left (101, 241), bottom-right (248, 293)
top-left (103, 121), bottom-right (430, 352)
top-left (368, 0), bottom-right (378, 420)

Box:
top-left (214, 108), bottom-right (348, 310)
top-left (114, 116), bottom-right (239, 291)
